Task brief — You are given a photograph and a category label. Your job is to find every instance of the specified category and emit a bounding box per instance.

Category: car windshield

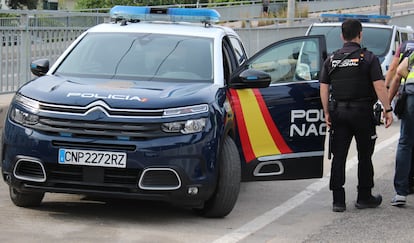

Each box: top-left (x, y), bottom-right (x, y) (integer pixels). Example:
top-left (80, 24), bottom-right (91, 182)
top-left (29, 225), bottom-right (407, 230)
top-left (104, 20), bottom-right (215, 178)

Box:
top-left (55, 33), bottom-right (214, 82)
top-left (308, 26), bottom-right (392, 57)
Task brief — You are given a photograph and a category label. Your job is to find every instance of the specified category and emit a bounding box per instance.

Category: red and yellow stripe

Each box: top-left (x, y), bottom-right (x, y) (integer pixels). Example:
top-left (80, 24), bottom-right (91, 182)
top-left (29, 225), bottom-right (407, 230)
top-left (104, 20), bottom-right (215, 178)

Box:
top-left (229, 89), bottom-right (292, 163)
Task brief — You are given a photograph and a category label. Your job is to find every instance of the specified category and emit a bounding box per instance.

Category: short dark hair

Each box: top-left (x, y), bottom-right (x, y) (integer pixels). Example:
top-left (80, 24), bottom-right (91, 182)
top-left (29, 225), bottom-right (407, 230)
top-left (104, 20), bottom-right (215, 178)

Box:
top-left (341, 19), bottom-right (362, 41)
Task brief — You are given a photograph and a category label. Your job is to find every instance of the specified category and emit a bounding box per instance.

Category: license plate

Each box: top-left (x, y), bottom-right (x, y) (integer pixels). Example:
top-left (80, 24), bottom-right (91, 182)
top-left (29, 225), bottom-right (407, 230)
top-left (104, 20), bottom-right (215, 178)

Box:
top-left (58, 149), bottom-right (127, 168)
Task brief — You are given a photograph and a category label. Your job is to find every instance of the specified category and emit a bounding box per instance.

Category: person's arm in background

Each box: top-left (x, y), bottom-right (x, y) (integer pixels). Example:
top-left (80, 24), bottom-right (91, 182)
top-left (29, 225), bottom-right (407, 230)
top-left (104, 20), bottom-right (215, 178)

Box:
top-left (388, 70), bottom-right (402, 103)
top-left (386, 45), bottom-right (402, 104)
top-left (397, 57), bottom-right (409, 79)
top-left (385, 45), bottom-right (401, 89)
top-left (385, 56), bottom-right (400, 89)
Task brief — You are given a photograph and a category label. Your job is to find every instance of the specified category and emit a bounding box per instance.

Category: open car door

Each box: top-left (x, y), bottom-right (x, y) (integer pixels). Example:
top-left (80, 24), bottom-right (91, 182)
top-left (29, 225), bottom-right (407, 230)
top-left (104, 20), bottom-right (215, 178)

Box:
top-left (229, 35), bottom-right (328, 181)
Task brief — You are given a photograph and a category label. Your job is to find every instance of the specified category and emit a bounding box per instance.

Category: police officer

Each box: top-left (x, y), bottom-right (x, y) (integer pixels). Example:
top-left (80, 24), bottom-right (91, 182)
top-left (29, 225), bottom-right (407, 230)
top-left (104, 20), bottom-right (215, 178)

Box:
top-left (319, 19), bottom-right (393, 212)
top-left (391, 51), bottom-right (414, 206)
top-left (387, 40), bottom-right (414, 197)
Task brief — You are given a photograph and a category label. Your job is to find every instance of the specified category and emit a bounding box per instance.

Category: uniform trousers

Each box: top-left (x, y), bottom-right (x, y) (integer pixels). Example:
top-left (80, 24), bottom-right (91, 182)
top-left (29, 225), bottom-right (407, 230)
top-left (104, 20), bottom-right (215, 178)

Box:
top-left (329, 101), bottom-right (376, 204)
top-left (394, 94), bottom-right (414, 196)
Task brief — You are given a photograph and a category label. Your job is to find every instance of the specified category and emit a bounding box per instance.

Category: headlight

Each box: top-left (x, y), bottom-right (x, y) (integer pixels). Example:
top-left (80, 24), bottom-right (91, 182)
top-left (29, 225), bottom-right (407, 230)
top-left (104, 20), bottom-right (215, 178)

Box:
top-left (162, 118), bottom-right (207, 134)
top-left (15, 94), bottom-right (40, 113)
top-left (10, 94), bottom-right (40, 126)
top-left (163, 104), bottom-right (208, 117)
top-left (10, 107), bottom-right (39, 126)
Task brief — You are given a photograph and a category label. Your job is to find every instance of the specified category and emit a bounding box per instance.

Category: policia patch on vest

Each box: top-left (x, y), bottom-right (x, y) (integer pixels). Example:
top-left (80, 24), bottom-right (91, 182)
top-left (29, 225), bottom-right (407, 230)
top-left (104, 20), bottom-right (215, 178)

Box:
top-left (328, 48), bottom-right (365, 75)
top-left (332, 57), bottom-right (360, 67)
top-left (328, 48), bottom-right (376, 102)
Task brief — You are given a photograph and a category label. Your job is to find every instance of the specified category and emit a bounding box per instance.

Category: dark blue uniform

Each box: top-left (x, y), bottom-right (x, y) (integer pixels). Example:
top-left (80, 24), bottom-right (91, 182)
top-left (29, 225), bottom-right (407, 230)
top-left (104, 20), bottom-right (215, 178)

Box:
top-left (320, 42), bottom-right (384, 205)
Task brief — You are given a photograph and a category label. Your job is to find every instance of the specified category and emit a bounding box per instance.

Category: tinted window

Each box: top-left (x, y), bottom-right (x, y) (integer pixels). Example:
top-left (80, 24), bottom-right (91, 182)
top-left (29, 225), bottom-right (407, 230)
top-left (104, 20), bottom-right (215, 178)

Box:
top-left (56, 33), bottom-right (213, 82)
top-left (308, 26), bottom-right (392, 57)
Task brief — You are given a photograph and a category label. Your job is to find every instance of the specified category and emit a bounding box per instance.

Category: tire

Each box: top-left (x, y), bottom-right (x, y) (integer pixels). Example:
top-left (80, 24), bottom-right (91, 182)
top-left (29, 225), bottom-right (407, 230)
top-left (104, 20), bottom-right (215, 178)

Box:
top-left (196, 136), bottom-right (241, 218)
top-left (9, 186), bottom-right (44, 207)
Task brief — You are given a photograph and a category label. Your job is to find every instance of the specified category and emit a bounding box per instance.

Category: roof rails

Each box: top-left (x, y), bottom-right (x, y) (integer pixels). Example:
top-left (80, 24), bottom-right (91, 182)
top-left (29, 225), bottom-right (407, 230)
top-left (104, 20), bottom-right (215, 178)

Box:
top-left (109, 6), bottom-right (221, 25)
top-left (320, 13), bottom-right (391, 24)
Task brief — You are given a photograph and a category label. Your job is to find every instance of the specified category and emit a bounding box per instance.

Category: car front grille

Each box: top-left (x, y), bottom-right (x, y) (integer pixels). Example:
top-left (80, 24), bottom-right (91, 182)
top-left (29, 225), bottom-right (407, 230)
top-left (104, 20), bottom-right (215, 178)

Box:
top-left (47, 164), bottom-right (140, 186)
top-left (33, 117), bottom-right (167, 140)
top-left (23, 101), bottom-right (175, 140)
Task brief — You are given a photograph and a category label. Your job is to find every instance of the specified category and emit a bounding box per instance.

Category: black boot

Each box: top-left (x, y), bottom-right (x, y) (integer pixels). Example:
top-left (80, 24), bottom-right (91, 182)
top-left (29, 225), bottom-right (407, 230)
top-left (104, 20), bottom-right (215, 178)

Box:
top-left (355, 189), bottom-right (382, 209)
top-left (332, 189), bottom-right (346, 212)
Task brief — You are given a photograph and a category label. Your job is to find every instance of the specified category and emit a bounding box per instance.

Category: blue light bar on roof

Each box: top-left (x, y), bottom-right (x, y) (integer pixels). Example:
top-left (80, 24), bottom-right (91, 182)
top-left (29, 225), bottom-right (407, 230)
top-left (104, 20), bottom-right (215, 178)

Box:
top-left (320, 13), bottom-right (391, 24)
top-left (109, 6), bottom-right (221, 23)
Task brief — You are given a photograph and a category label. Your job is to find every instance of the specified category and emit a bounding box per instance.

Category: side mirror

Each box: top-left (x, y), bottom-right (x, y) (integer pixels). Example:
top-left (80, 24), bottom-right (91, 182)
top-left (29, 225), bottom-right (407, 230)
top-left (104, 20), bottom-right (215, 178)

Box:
top-left (30, 59), bottom-right (49, 77)
top-left (229, 69), bottom-right (271, 89)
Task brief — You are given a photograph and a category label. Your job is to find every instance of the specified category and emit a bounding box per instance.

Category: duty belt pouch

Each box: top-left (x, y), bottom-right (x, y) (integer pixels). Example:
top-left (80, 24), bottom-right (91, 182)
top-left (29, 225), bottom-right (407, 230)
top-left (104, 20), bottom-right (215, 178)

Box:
top-left (328, 99), bottom-right (337, 112)
top-left (374, 102), bottom-right (383, 126)
top-left (394, 82), bottom-right (407, 118)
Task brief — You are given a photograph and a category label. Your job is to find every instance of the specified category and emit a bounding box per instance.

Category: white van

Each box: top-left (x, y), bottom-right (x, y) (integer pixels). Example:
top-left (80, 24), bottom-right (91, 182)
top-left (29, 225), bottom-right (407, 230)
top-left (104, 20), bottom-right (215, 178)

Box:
top-left (306, 13), bottom-right (414, 77)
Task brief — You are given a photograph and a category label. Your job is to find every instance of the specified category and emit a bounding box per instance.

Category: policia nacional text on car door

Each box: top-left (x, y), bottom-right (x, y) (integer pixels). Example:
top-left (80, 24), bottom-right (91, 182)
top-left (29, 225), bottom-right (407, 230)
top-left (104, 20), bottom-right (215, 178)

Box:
top-left (230, 35), bottom-right (328, 182)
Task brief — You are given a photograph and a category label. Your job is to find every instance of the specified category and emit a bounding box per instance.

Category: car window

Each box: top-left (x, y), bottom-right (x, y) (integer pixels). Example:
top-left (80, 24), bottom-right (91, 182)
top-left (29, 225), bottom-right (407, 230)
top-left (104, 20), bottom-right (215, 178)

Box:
top-left (55, 33), bottom-right (214, 82)
top-left (309, 26), bottom-right (392, 57)
top-left (248, 38), bottom-right (322, 83)
top-left (394, 30), bottom-right (401, 53)
top-left (223, 38), bottom-right (236, 83)
top-left (401, 32), bottom-right (408, 42)
top-left (229, 36), bottom-right (247, 65)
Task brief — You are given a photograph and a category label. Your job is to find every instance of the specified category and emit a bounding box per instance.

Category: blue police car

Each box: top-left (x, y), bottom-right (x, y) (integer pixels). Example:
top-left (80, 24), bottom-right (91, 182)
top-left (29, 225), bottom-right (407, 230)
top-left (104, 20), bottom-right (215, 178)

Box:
top-left (1, 6), bottom-right (327, 217)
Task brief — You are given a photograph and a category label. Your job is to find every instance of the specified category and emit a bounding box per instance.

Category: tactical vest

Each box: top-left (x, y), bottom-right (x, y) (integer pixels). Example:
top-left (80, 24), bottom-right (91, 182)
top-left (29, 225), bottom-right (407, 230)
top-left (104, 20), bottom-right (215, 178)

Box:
top-left (403, 52), bottom-right (414, 85)
top-left (398, 40), bottom-right (414, 84)
top-left (399, 40), bottom-right (414, 63)
top-left (328, 48), bottom-right (376, 101)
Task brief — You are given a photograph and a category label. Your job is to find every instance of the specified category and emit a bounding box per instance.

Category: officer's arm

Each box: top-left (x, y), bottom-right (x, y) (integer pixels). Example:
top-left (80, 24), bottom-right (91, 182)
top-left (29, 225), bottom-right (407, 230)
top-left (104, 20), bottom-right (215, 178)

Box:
top-left (385, 56), bottom-right (400, 89)
top-left (320, 83), bottom-right (331, 127)
top-left (390, 57), bottom-right (410, 104)
top-left (388, 73), bottom-right (402, 103)
top-left (397, 57), bottom-right (409, 79)
top-left (373, 80), bottom-right (393, 128)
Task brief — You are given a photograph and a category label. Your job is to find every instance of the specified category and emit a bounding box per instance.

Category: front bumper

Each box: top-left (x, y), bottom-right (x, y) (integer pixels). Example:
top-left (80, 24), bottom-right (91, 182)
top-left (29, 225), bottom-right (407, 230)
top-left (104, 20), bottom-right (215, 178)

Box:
top-left (2, 121), bottom-right (219, 207)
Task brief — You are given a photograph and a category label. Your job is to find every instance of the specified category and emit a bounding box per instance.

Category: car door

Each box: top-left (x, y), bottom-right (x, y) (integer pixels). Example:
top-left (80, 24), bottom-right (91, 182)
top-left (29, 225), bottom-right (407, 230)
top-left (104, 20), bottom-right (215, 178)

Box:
top-left (228, 35), bottom-right (327, 181)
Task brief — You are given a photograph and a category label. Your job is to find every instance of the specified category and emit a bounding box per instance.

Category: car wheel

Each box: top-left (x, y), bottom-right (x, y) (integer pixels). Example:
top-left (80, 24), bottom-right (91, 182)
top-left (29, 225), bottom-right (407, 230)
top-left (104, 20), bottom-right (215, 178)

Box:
top-left (9, 186), bottom-right (44, 207)
top-left (196, 136), bottom-right (241, 218)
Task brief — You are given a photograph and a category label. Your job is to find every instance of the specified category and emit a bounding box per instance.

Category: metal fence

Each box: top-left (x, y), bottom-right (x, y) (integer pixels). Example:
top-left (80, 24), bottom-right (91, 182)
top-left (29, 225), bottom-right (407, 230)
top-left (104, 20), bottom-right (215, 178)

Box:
top-left (0, 11), bottom-right (108, 93)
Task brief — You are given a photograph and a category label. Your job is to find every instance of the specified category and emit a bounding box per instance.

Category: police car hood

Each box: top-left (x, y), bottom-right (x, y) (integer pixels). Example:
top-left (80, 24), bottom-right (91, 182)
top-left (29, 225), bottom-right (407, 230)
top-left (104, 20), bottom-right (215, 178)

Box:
top-left (19, 75), bottom-right (219, 109)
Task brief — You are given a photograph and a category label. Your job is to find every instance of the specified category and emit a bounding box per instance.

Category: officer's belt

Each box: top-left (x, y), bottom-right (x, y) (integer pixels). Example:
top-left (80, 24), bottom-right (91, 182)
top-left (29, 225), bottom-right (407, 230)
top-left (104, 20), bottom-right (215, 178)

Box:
top-left (333, 100), bottom-right (373, 108)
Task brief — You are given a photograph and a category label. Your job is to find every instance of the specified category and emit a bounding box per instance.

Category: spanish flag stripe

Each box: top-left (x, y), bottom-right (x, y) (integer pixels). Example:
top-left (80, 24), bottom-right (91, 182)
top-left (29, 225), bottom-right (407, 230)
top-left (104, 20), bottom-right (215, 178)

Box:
top-left (253, 89), bottom-right (293, 153)
top-left (229, 89), bottom-right (256, 162)
top-left (236, 89), bottom-right (280, 158)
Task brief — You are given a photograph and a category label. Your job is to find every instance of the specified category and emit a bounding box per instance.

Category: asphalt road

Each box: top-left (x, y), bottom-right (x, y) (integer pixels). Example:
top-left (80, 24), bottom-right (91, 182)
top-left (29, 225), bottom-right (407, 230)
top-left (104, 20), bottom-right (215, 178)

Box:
top-left (0, 120), bottom-right (413, 242)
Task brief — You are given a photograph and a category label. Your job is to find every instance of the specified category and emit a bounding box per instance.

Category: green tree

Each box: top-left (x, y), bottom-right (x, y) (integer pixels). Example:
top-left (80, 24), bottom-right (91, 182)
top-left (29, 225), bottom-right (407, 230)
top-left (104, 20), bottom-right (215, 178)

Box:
top-left (75, 0), bottom-right (212, 10)
top-left (7, 0), bottom-right (38, 9)
top-left (75, 0), bottom-right (132, 9)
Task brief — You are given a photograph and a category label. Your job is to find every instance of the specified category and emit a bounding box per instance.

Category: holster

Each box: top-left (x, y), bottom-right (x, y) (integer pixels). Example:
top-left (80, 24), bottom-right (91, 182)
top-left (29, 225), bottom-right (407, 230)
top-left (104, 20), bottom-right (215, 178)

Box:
top-left (328, 99), bottom-right (337, 112)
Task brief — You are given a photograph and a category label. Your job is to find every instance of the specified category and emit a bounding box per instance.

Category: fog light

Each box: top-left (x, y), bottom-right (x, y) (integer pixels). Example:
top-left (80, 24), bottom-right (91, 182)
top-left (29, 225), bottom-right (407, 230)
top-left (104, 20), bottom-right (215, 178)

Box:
top-left (188, 186), bottom-right (199, 195)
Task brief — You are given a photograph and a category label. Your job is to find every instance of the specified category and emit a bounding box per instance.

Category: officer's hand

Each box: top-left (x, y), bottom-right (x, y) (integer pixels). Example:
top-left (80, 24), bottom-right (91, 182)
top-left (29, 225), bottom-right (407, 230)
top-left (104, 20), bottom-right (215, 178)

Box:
top-left (383, 111), bottom-right (393, 128)
top-left (324, 113), bottom-right (331, 128)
